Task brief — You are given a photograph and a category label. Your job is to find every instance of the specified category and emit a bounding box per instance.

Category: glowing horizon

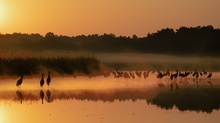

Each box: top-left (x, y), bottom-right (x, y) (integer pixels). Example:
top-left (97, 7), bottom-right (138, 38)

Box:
top-left (1, 0), bottom-right (220, 37)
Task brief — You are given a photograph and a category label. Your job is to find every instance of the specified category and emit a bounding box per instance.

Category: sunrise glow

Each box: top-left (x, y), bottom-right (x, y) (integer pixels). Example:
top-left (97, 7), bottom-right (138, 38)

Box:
top-left (1, 0), bottom-right (220, 36)
top-left (0, 3), bottom-right (5, 25)
top-left (0, 109), bottom-right (6, 123)
top-left (0, 1), bottom-right (220, 123)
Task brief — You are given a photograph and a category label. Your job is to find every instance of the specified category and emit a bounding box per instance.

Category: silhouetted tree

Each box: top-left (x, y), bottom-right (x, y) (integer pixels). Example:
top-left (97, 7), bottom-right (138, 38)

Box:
top-left (0, 25), bottom-right (220, 56)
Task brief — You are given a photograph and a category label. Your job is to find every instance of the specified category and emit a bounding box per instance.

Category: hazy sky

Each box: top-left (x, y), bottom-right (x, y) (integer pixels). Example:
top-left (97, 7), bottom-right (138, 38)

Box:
top-left (0, 0), bottom-right (220, 37)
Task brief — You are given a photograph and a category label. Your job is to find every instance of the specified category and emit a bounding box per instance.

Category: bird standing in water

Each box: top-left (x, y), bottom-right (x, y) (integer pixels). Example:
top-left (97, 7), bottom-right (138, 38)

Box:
top-left (16, 75), bottom-right (23, 87)
top-left (40, 73), bottom-right (44, 87)
top-left (47, 71), bottom-right (51, 86)
top-left (207, 72), bottom-right (212, 80)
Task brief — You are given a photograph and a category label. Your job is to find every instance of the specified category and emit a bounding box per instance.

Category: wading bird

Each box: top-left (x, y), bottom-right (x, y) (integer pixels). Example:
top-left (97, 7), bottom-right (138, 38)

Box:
top-left (192, 70), bottom-right (198, 77)
top-left (40, 73), bottom-right (44, 87)
top-left (170, 70), bottom-right (178, 80)
top-left (135, 69), bottom-right (142, 78)
top-left (16, 75), bottom-right (23, 87)
top-left (129, 71), bottom-right (135, 79)
top-left (207, 72), bottom-right (212, 80)
top-left (47, 71), bottom-right (51, 86)
top-left (203, 69), bottom-right (207, 75)
top-left (156, 70), bottom-right (163, 79)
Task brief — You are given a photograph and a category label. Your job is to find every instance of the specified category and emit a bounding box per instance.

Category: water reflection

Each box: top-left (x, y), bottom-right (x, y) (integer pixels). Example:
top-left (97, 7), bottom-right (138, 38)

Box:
top-left (147, 88), bottom-right (220, 113)
top-left (1, 73), bottom-right (220, 114)
top-left (46, 90), bottom-right (51, 103)
top-left (0, 86), bottom-right (219, 113)
top-left (16, 91), bottom-right (23, 104)
top-left (40, 90), bottom-right (44, 104)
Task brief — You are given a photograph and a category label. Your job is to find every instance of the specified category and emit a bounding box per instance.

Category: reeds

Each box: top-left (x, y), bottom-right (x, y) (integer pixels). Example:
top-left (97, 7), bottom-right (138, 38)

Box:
top-left (0, 56), bottom-right (101, 76)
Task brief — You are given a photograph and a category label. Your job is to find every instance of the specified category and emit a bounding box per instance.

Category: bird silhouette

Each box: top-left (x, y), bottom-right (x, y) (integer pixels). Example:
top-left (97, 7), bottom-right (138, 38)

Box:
top-left (46, 71), bottom-right (51, 86)
top-left (203, 69), bottom-right (207, 75)
top-left (192, 70), bottom-right (198, 77)
top-left (162, 69), bottom-right (170, 76)
top-left (156, 70), bottom-right (163, 79)
top-left (129, 71), bottom-right (135, 79)
top-left (16, 75), bottom-right (23, 86)
top-left (170, 70), bottom-right (178, 80)
top-left (207, 72), bottom-right (212, 79)
top-left (157, 72), bottom-right (163, 79)
top-left (40, 73), bottom-right (44, 87)
top-left (178, 71), bottom-right (185, 78)
top-left (183, 70), bottom-right (190, 77)
top-left (135, 69), bottom-right (142, 78)
top-left (40, 90), bottom-right (44, 104)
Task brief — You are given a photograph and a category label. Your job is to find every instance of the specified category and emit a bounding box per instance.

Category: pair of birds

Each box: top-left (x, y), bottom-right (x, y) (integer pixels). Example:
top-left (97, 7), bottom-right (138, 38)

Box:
top-left (16, 72), bottom-right (51, 87)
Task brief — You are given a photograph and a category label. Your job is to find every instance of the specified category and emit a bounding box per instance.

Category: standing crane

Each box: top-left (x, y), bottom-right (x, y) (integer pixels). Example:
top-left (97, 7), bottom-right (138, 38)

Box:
top-left (40, 73), bottom-right (44, 87)
top-left (47, 71), bottom-right (51, 86)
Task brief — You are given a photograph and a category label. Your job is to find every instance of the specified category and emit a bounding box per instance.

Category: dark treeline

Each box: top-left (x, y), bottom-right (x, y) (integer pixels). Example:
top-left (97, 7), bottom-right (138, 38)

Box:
top-left (1, 25), bottom-right (220, 56)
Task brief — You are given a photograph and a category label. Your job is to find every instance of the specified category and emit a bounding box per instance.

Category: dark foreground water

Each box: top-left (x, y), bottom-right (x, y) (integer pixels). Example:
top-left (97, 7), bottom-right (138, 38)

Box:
top-left (0, 72), bottom-right (220, 123)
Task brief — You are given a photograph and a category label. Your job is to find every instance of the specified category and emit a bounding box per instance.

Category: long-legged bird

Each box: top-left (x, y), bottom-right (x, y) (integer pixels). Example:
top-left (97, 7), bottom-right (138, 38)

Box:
top-left (16, 75), bottom-right (23, 86)
top-left (40, 73), bottom-right (44, 87)
top-left (46, 71), bottom-right (51, 86)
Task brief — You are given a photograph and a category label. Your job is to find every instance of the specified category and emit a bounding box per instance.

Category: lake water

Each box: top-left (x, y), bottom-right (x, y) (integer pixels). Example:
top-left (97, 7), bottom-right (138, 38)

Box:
top-left (0, 72), bottom-right (220, 123)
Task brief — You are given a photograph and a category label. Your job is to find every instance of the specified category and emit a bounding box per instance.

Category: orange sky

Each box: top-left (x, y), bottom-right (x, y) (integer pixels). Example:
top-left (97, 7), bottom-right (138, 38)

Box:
top-left (0, 0), bottom-right (220, 37)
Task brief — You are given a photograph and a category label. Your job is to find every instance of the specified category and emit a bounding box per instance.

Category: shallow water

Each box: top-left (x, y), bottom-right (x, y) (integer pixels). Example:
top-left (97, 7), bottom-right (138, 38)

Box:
top-left (0, 72), bottom-right (220, 123)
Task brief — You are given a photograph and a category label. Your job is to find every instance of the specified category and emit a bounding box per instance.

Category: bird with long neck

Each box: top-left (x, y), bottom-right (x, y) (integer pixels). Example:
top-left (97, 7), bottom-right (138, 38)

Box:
top-left (47, 72), bottom-right (51, 86)
top-left (40, 73), bottom-right (44, 87)
top-left (192, 70), bottom-right (198, 77)
top-left (16, 75), bottom-right (23, 87)
top-left (156, 70), bottom-right (163, 79)
top-left (203, 69), bottom-right (207, 75)
top-left (170, 70), bottom-right (178, 80)
top-left (207, 71), bottom-right (212, 80)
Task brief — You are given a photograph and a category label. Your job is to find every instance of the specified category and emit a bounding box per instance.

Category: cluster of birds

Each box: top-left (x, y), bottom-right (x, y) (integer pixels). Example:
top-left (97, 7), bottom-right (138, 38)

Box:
top-left (156, 69), bottom-right (212, 80)
top-left (110, 68), bottom-right (213, 80)
top-left (15, 69), bottom-right (213, 87)
top-left (16, 89), bottom-right (51, 104)
top-left (16, 71), bottom-right (51, 87)
top-left (111, 69), bottom-right (151, 79)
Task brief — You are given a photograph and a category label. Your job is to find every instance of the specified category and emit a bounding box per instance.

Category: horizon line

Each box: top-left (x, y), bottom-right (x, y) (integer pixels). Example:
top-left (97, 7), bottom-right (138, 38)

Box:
top-left (0, 25), bottom-right (219, 38)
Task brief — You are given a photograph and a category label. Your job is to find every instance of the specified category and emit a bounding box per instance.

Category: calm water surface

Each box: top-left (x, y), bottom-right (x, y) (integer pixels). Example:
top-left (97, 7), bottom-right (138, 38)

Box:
top-left (0, 72), bottom-right (220, 123)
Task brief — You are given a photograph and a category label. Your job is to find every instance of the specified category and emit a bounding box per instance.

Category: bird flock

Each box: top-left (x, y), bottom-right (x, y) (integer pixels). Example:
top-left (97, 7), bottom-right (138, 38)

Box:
top-left (16, 69), bottom-right (213, 88)
top-left (16, 71), bottom-right (51, 87)
top-left (109, 68), bottom-right (213, 88)
top-left (110, 69), bottom-right (212, 80)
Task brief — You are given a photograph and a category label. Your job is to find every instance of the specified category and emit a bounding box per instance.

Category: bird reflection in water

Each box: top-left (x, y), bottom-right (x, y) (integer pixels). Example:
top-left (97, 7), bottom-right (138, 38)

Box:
top-left (40, 90), bottom-right (44, 104)
top-left (170, 81), bottom-right (178, 90)
top-left (16, 91), bottom-right (23, 104)
top-left (207, 80), bottom-right (212, 88)
top-left (46, 90), bottom-right (51, 103)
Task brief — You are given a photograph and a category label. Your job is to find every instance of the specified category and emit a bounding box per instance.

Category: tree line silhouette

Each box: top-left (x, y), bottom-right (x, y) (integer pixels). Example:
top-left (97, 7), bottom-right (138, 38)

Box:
top-left (0, 25), bottom-right (220, 56)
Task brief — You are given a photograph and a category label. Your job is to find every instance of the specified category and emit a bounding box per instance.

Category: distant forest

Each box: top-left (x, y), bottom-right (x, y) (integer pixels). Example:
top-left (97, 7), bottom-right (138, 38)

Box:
top-left (0, 25), bottom-right (220, 56)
